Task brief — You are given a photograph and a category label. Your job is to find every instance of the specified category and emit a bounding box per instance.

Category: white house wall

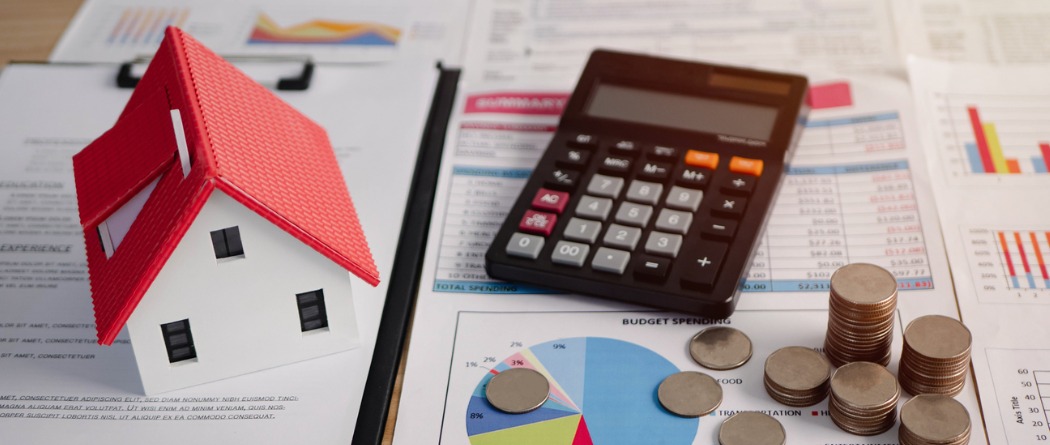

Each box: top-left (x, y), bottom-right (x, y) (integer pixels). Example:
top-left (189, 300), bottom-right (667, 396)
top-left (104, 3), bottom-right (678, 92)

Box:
top-left (125, 188), bottom-right (360, 395)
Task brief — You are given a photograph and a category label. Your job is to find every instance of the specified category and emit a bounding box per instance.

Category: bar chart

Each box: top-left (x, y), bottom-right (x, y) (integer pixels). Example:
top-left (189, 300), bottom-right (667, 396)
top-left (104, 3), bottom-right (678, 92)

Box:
top-left (962, 227), bottom-right (1050, 303)
top-left (939, 93), bottom-right (1050, 176)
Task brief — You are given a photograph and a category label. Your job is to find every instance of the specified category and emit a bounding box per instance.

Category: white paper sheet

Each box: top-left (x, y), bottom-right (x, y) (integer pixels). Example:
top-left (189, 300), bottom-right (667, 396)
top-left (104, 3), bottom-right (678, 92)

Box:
top-left (909, 57), bottom-right (1050, 444)
top-left (391, 62), bottom-right (983, 443)
top-left (460, 0), bottom-right (903, 85)
top-left (0, 61), bottom-right (437, 443)
top-left (892, 0), bottom-right (1050, 64)
top-left (51, 0), bottom-right (472, 65)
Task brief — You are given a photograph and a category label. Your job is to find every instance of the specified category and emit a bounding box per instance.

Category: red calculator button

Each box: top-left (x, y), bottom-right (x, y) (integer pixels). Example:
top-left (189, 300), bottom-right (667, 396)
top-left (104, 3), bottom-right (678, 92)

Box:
top-left (684, 150), bottom-right (719, 169)
top-left (532, 188), bottom-right (570, 213)
top-left (729, 156), bottom-right (764, 176)
top-left (519, 210), bottom-right (558, 236)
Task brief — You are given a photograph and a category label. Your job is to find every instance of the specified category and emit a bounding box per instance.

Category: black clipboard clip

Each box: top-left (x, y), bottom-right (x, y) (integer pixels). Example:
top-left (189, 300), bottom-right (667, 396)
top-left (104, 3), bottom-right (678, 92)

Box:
top-left (117, 55), bottom-right (315, 91)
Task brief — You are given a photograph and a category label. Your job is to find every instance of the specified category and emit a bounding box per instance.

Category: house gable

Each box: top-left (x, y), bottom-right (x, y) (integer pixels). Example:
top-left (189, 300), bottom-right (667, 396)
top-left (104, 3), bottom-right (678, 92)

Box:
top-left (125, 189), bottom-right (359, 395)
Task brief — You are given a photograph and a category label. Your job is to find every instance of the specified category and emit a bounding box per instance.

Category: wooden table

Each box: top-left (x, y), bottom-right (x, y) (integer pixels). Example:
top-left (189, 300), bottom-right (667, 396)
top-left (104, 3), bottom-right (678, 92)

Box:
top-left (0, 1), bottom-right (406, 443)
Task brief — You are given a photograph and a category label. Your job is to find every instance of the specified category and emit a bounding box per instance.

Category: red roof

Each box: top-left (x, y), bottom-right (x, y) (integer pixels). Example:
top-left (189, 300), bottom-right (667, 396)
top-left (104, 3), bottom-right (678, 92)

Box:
top-left (73, 27), bottom-right (379, 345)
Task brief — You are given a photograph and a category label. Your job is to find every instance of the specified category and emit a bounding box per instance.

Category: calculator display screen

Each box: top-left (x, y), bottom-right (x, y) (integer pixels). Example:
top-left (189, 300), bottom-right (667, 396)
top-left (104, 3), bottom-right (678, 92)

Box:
top-left (585, 83), bottom-right (779, 141)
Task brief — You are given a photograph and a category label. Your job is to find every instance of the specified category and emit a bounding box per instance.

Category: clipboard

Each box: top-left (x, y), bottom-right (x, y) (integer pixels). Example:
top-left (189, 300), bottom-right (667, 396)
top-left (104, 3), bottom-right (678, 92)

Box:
top-left (0, 59), bottom-right (460, 445)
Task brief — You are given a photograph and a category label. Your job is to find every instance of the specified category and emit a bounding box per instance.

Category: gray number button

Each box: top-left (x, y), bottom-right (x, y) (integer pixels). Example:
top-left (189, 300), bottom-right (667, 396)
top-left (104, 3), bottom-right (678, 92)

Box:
top-left (615, 202), bottom-right (653, 227)
top-left (506, 232), bottom-right (544, 259)
top-left (551, 241), bottom-right (590, 267)
top-left (602, 223), bottom-right (642, 250)
top-left (587, 174), bottom-right (625, 199)
top-left (666, 186), bottom-right (703, 211)
top-left (655, 208), bottom-right (693, 234)
top-left (591, 247), bottom-right (631, 275)
top-left (625, 180), bottom-right (663, 205)
top-left (563, 217), bottom-right (602, 243)
top-left (644, 231), bottom-right (683, 258)
top-left (576, 195), bottom-right (613, 220)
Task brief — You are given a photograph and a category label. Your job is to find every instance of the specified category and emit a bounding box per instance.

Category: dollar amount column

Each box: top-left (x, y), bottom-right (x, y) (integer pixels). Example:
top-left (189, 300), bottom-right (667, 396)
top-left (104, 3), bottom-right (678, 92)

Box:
top-left (755, 167), bottom-right (849, 292)
top-left (838, 162), bottom-right (931, 289)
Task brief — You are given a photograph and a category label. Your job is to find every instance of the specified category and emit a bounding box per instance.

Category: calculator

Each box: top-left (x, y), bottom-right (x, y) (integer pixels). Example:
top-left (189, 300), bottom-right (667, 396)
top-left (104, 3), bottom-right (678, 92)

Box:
top-left (484, 50), bottom-right (809, 318)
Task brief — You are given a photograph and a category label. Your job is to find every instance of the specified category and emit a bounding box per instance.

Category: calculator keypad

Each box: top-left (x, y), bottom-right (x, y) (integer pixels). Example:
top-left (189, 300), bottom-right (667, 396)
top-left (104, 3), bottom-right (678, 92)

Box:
top-left (501, 133), bottom-right (767, 305)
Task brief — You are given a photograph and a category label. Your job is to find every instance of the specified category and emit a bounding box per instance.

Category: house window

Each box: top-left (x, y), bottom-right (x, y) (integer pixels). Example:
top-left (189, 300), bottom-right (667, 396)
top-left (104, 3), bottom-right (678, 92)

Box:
top-left (161, 319), bottom-right (197, 363)
top-left (210, 226), bottom-right (244, 260)
top-left (296, 290), bottom-right (328, 332)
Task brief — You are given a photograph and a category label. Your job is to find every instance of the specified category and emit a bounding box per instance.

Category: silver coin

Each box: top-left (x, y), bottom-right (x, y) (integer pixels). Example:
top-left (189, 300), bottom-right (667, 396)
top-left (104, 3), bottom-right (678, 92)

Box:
top-left (485, 367), bottom-right (550, 414)
top-left (830, 263), bottom-right (898, 306)
top-left (690, 327), bottom-right (753, 370)
top-left (658, 371), bottom-right (723, 417)
top-left (719, 411), bottom-right (786, 445)
top-left (900, 394), bottom-right (971, 444)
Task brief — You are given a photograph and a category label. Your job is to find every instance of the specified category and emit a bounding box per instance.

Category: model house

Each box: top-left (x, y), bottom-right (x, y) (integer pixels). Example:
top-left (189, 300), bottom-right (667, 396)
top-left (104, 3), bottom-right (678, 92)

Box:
top-left (72, 27), bottom-right (379, 395)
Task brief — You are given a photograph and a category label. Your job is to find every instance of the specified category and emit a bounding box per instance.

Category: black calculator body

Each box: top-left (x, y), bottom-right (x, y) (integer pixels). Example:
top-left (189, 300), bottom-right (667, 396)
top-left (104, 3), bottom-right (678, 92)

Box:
top-left (485, 50), bottom-right (809, 318)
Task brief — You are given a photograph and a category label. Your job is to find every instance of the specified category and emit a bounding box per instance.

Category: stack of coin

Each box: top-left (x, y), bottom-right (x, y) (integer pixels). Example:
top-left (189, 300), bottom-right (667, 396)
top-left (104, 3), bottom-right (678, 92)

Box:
top-left (763, 346), bottom-right (832, 406)
top-left (824, 263), bottom-right (898, 367)
top-left (829, 361), bottom-right (900, 436)
top-left (899, 315), bottom-right (972, 396)
top-left (899, 394), bottom-right (971, 445)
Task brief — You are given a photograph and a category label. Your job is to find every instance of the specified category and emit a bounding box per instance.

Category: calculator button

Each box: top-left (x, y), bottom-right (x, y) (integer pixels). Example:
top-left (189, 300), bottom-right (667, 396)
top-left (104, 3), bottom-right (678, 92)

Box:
top-left (655, 208), bottom-right (693, 234)
top-left (729, 156), bottom-right (764, 176)
top-left (603, 223), bottom-right (642, 250)
top-left (591, 247), bottom-right (631, 275)
top-left (633, 255), bottom-right (671, 282)
top-left (587, 174), bottom-right (625, 198)
top-left (665, 186), bottom-right (703, 211)
top-left (519, 209), bottom-right (557, 236)
top-left (712, 195), bottom-right (747, 218)
top-left (677, 167), bottom-right (711, 188)
top-left (563, 217), bottom-right (602, 243)
top-left (721, 175), bottom-right (756, 196)
top-left (576, 195), bottom-right (614, 220)
top-left (648, 145), bottom-right (678, 159)
top-left (625, 180), bottom-right (663, 205)
top-left (599, 155), bottom-right (632, 175)
top-left (610, 139), bottom-right (643, 157)
top-left (700, 219), bottom-right (738, 241)
top-left (551, 241), bottom-right (590, 267)
top-left (531, 188), bottom-right (570, 213)
top-left (614, 202), bottom-right (653, 227)
top-left (681, 242), bottom-right (728, 289)
top-left (637, 161), bottom-right (672, 181)
top-left (568, 133), bottom-right (598, 149)
top-left (557, 148), bottom-right (590, 167)
top-left (506, 233), bottom-right (544, 259)
top-left (684, 150), bottom-right (719, 170)
top-left (644, 231), bottom-right (683, 258)
top-left (546, 168), bottom-right (580, 190)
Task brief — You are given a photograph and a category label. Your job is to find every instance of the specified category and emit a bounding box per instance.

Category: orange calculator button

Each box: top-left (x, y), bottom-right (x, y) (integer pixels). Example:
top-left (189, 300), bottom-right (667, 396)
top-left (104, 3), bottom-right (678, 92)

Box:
top-left (684, 150), bottom-right (719, 169)
top-left (729, 156), bottom-right (764, 176)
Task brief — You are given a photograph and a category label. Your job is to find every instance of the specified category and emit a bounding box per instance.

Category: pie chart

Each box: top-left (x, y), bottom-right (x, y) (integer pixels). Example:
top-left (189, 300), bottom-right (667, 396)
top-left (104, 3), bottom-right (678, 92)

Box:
top-left (465, 337), bottom-right (699, 444)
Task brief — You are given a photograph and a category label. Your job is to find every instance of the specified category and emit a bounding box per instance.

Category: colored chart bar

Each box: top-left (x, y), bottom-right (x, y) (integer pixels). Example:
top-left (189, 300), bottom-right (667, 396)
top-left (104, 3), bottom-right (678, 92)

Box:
top-left (1041, 143), bottom-right (1050, 172)
top-left (966, 106), bottom-right (996, 173)
top-left (965, 143), bottom-right (985, 173)
top-left (998, 232), bottom-right (1019, 288)
top-left (984, 123), bottom-right (1009, 173)
top-left (1014, 232), bottom-right (1037, 288)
